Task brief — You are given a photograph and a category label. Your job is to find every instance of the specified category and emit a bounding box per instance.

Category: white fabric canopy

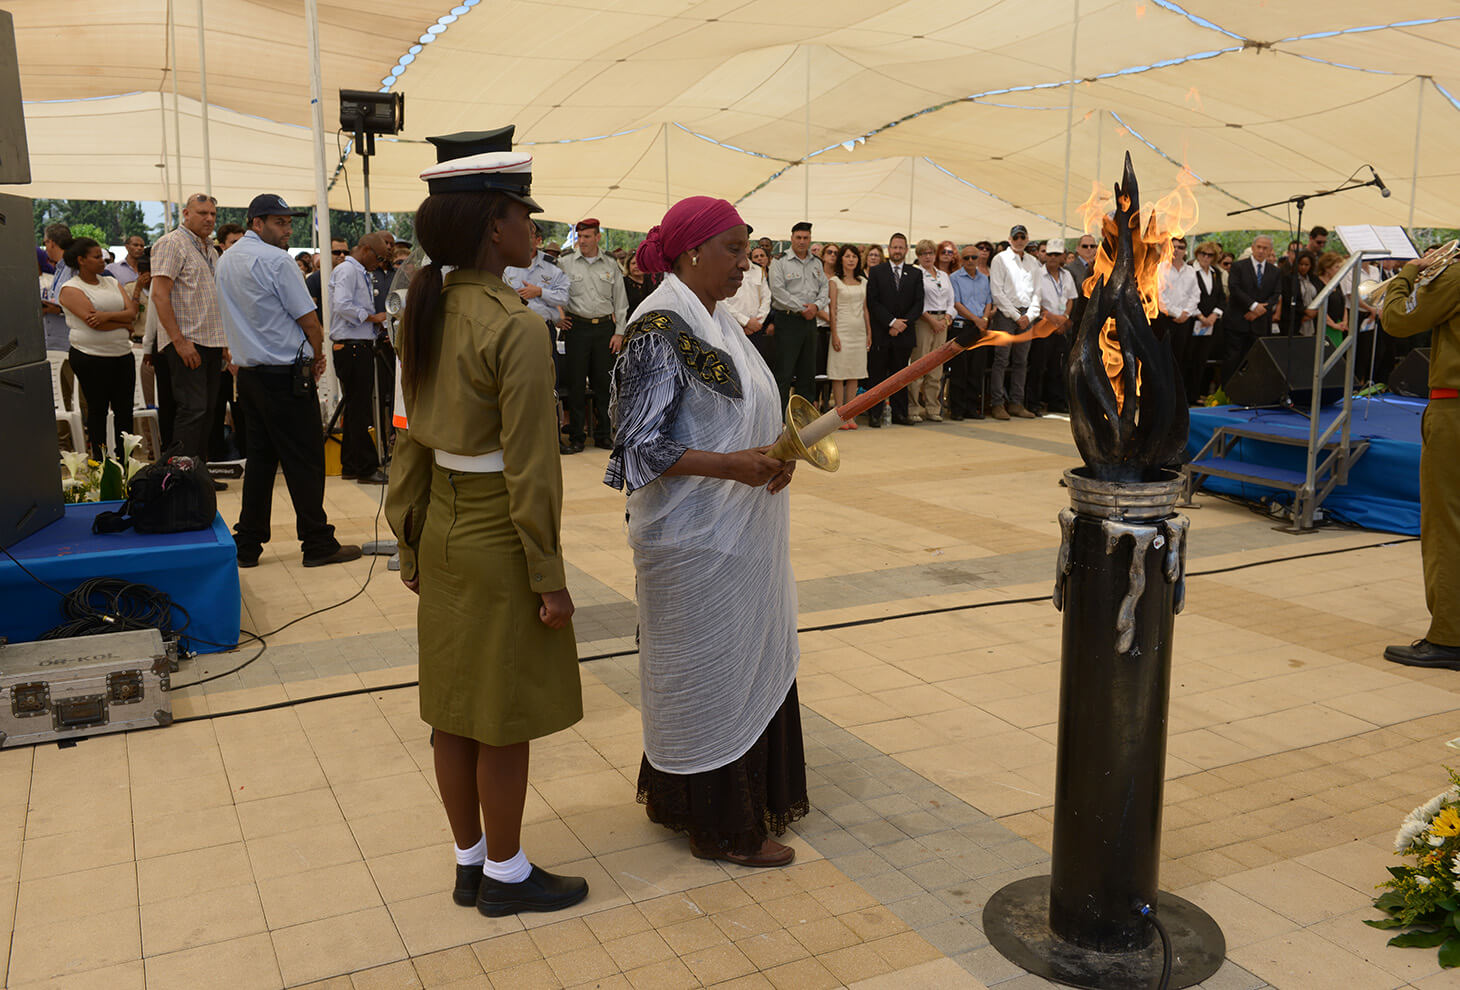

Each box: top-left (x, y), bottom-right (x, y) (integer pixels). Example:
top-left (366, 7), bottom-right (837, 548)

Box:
top-left (11, 1), bottom-right (1460, 239)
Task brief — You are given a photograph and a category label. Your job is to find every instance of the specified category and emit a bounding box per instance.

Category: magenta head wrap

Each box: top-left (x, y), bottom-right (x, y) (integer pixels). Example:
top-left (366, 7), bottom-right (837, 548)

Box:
top-left (634, 196), bottom-right (751, 274)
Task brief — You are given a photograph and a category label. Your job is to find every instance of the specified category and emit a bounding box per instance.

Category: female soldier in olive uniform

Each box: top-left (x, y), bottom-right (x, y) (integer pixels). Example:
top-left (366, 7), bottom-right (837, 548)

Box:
top-left (387, 136), bottom-right (587, 916)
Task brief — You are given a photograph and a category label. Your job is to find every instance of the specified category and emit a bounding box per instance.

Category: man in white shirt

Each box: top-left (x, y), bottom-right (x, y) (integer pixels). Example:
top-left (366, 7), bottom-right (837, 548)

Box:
top-left (1026, 239), bottom-right (1078, 415)
top-left (987, 225), bottom-right (1043, 420)
top-left (723, 257), bottom-right (771, 341)
top-left (1156, 236), bottom-right (1200, 404)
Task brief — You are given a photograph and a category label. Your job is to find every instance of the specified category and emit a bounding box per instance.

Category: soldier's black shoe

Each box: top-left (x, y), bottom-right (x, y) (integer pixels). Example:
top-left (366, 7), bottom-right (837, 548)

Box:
top-left (1383, 639), bottom-right (1460, 670)
top-left (477, 865), bottom-right (588, 917)
top-left (454, 863), bottom-right (483, 907)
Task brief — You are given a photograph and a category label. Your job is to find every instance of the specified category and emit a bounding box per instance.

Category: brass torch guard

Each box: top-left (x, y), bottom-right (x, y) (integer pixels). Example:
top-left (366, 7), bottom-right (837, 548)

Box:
top-left (766, 394), bottom-right (841, 473)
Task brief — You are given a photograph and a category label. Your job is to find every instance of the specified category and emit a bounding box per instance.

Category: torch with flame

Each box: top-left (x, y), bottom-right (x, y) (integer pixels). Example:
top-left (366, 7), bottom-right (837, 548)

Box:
top-left (1067, 152), bottom-right (1196, 483)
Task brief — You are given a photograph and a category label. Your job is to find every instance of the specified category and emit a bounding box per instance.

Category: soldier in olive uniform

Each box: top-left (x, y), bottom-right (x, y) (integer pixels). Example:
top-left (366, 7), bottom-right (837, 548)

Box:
top-left (1381, 248), bottom-right (1460, 669)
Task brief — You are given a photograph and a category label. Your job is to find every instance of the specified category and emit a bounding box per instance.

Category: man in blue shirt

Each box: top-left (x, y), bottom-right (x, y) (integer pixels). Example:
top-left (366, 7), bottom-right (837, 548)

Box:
top-left (504, 224), bottom-right (570, 335)
top-left (329, 230), bottom-right (394, 484)
top-left (948, 242), bottom-right (994, 419)
top-left (216, 194), bottom-right (360, 570)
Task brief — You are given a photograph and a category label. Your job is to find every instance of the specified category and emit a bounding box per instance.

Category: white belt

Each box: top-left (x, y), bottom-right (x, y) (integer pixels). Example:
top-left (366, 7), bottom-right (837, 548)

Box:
top-left (433, 448), bottom-right (505, 473)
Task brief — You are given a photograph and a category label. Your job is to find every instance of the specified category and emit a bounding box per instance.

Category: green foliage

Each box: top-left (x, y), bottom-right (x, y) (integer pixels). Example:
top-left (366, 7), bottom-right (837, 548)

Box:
top-left (33, 199), bottom-right (150, 244)
top-left (1371, 768), bottom-right (1460, 967)
top-left (68, 223), bottom-right (109, 246)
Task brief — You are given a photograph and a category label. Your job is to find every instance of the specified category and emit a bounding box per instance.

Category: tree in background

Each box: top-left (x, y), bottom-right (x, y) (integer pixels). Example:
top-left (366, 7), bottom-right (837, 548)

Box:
top-left (32, 199), bottom-right (150, 244)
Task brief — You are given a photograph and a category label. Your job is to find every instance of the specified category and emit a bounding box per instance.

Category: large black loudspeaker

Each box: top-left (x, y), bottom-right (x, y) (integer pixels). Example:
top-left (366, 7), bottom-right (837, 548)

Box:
top-left (1389, 348), bottom-right (1430, 398)
top-left (0, 362), bottom-right (64, 544)
top-left (0, 191), bottom-right (44, 371)
top-left (0, 11), bottom-right (28, 184)
top-left (0, 10), bottom-right (63, 550)
top-left (1225, 337), bottom-right (1347, 408)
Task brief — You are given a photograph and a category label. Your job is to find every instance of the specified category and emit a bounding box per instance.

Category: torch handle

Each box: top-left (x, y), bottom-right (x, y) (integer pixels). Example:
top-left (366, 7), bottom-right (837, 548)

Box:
top-left (835, 337), bottom-right (967, 421)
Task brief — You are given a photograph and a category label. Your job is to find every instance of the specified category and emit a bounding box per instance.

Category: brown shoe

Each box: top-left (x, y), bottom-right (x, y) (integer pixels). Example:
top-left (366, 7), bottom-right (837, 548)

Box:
top-left (1008, 402), bottom-right (1037, 419)
top-left (989, 404), bottom-right (1011, 421)
top-left (690, 838), bottom-right (795, 868)
top-left (303, 545), bottom-right (363, 567)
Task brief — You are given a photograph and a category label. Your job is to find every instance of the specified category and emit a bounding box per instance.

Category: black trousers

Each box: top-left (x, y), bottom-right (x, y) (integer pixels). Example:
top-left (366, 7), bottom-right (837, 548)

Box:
top-left (771, 310), bottom-right (818, 411)
top-left (68, 348), bottom-right (134, 460)
top-left (564, 318), bottom-right (614, 444)
top-left (233, 366), bottom-right (339, 560)
top-left (1154, 315), bottom-right (1194, 403)
top-left (150, 341), bottom-right (176, 450)
top-left (1025, 332), bottom-right (1071, 412)
top-left (866, 331), bottom-right (916, 420)
top-left (945, 343), bottom-right (987, 418)
top-left (333, 340), bottom-right (382, 476)
top-left (209, 367), bottom-right (245, 461)
top-left (1185, 331), bottom-right (1217, 401)
top-left (164, 342), bottom-right (223, 461)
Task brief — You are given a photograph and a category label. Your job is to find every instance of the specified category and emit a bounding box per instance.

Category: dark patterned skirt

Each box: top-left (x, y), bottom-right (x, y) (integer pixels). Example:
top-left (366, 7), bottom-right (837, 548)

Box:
top-left (637, 682), bottom-right (809, 856)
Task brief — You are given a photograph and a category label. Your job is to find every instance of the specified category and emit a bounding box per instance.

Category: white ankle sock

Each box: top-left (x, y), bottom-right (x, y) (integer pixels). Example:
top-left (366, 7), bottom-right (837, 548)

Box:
top-left (455, 836), bottom-right (486, 867)
top-left (482, 848), bottom-right (532, 883)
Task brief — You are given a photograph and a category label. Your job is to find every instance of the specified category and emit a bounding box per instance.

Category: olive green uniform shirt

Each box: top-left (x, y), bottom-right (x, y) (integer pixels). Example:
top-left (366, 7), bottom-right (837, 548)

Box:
top-left (1383, 260), bottom-right (1460, 390)
top-left (557, 250), bottom-right (628, 325)
top-left (385, 269), bottom-right (566, 592)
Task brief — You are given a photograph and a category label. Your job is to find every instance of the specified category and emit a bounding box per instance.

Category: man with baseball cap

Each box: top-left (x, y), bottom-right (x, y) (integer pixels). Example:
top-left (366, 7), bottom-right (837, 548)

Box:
top-left (987, 224), bottom-right (1043, 420)
top-left (216, 193), bottom-right (361, 569)
top-left (556, 217), bottom-right (627, 453)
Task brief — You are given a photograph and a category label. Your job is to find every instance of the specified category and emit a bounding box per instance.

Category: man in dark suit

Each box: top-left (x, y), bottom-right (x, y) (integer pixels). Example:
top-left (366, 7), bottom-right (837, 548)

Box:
top-left (864, 232), bottom-right (925, 426)
top-left (1220, 235), bottom-right (1283, 386)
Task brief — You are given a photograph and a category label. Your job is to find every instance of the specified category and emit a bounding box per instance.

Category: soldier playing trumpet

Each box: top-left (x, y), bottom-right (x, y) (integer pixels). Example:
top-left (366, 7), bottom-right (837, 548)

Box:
top-left (1381, 244), bottom-right (1460, 669)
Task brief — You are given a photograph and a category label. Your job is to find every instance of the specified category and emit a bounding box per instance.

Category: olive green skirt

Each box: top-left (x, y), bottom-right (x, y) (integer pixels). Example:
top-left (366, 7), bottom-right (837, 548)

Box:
top-left (416, 464), bottom-right (582, 745)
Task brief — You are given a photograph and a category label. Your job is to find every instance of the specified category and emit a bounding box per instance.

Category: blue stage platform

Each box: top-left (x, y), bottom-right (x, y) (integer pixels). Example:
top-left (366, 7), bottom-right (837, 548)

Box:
top-left (0, 501), bottom-right (241, 653)
top-left (1186, 396), bottom-right (1423, 534)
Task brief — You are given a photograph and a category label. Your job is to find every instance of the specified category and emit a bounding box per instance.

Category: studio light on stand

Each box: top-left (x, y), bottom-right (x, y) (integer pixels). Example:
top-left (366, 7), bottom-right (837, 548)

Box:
top-left (338, 89), bottom-right (405, 557)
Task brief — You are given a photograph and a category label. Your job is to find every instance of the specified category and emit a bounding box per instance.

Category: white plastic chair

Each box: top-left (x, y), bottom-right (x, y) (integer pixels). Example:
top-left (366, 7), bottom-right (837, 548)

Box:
top-left (47, 352), bottom-right (85, 453)
top-left (129, 348), bottom-right (161, 461)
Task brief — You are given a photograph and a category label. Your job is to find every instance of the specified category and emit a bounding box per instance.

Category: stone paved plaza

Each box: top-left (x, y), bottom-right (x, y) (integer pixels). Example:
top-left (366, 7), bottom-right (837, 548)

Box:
top-left (3, 413), bottom-right (1454, 989)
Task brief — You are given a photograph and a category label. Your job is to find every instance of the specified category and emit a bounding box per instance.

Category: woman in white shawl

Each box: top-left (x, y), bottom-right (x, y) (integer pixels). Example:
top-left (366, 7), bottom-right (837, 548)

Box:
top-left (604, 197), bottom-right (807, 868)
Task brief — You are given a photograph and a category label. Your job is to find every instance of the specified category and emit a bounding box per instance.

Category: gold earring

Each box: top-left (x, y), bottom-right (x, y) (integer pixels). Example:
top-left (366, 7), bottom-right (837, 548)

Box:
top-left (692, 255), bottom-right (698, 266)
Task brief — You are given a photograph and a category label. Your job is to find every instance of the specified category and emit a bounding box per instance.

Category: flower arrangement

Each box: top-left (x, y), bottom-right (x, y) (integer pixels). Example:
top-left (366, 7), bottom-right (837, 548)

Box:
top-left (1369, 768), bottom-right (1460, 967)
top-left (60, 432), bottom-right (149, 504)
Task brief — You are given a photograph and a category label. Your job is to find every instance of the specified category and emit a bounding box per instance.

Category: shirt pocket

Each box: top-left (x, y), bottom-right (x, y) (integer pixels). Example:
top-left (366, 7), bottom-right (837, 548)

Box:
top-left (786, 270), bottom-right (802, 281)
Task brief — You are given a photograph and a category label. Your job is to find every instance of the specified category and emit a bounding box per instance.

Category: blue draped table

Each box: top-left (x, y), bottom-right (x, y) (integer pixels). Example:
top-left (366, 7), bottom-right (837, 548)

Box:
top-left (1186, 396), bottom-right (1423, 535)
top-left (0, 501), bottom-right (240, 653)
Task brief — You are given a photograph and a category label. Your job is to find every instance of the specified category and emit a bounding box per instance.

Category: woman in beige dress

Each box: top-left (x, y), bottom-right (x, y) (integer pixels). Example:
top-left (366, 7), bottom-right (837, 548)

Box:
top-left (827, 244), bottom-right (870, 428)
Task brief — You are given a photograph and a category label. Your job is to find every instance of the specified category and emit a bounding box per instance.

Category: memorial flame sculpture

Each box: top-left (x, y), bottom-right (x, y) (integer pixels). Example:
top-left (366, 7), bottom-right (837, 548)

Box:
top-left (982, 153), bottom-right (1225, 990)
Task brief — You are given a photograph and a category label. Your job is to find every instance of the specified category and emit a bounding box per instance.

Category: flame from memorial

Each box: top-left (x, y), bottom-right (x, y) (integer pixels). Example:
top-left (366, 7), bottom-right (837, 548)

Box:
top-left (1067, 153), bottom-right (1194, 482)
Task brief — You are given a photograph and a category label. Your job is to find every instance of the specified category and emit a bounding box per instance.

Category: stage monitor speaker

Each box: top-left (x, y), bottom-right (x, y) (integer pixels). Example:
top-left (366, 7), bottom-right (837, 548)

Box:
top-left (1389, 348), bottom-right (1430, 399)
top-left (0, 360), bottom-right (64, 548)
top-left (1225, 337), bottom-right (1346, 408)
top-left (0, 191), bottom-right (44, 371)
top-left (0, 11), bottom-right (30, 185)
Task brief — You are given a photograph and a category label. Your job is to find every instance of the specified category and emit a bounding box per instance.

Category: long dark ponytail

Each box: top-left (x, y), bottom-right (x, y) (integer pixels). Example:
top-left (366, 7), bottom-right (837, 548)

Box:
top-left (399, 190), bottom-right (513, 395)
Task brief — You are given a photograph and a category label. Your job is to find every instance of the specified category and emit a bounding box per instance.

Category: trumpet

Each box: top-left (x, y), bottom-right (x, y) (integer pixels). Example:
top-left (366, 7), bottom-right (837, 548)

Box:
top-left (1357, 239), bottom-right (1460, 306)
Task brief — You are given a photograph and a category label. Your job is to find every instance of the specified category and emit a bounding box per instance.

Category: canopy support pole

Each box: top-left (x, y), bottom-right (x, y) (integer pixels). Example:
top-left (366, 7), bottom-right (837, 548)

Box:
top-left (663, 122), bottom-right (671, 209)
top-left (195, 0), bottom-right (212, 196)
top-left (306, 0), bottom-right (335, 404)
top-left (804, 46), bottom-right (811, 221)
top-left (1095, 109), bottom-right (1103, 183)
top-left (908, 157), bottom-right (915, 234)
top-left (168, 0), bottom-right (183, 221)
top-left (1409, 76), bottom-right (1425, 231)
top-left (158, 92), bottom-right (172, 229)
top-left (1060, 0), bottom-right (1080, 235)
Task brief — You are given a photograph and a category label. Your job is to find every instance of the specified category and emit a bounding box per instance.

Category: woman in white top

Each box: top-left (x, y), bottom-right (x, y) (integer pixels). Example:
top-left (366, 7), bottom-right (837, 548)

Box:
top-left (908, 238), bottom-right (954, 422)
top-left (58, 237), bottom-right (139, 459)
top-left (724, 245), bottom-right (771, 347)
top-left (826, 244), bottom-right (870, 429)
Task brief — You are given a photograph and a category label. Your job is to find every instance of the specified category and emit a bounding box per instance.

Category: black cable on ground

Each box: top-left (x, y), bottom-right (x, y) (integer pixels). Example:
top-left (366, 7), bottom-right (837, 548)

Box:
top-left (1136, 901), bottom-right (1173, 990)
top-left (168, 533), bottom-right (1419, 725)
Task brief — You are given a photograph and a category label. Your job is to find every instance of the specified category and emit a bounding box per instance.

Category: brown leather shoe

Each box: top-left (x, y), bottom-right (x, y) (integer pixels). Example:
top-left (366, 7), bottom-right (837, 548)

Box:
top-left (1008, 402), bottom-right (1037, 419)
top-left (989, 404), bottom-right (1011, 421)
top-left (690, 838), bottom-right (795, 868)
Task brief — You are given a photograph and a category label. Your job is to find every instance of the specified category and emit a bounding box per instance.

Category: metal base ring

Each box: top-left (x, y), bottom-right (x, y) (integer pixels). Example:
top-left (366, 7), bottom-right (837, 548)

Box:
top-left (983, 876), bottom-right (1226, 990)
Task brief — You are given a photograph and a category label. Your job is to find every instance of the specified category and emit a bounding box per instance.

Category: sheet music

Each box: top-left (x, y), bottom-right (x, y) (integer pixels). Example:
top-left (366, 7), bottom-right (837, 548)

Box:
top-left (1334, 225), bottom-right (1419, 260)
